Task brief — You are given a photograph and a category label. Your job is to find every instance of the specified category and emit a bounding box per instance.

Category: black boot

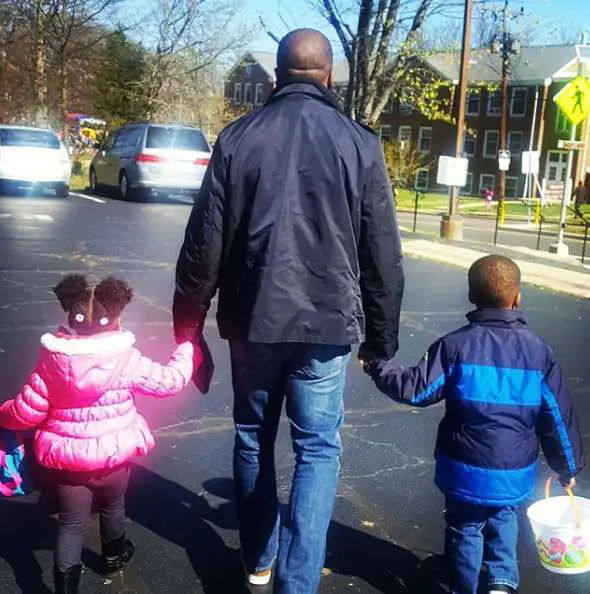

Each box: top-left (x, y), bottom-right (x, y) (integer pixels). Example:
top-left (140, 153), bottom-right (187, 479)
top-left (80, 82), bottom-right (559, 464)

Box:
top-left (102, 535), bottom-right (135, 576)
top-left (54, 564), bottom-right (82, 594)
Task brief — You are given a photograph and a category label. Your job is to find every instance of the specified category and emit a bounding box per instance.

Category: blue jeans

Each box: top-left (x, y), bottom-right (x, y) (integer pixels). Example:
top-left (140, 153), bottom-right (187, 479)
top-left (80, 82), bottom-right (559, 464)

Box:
top-left (445, 497), bottom-right (519, 594)
top-left (230, 340), bottom-right (351, 594)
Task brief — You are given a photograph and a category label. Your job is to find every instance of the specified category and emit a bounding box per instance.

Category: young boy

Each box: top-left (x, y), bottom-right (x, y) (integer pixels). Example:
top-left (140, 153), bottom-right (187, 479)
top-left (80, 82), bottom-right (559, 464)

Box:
top-left (363, 255), bottom-right (584, 594)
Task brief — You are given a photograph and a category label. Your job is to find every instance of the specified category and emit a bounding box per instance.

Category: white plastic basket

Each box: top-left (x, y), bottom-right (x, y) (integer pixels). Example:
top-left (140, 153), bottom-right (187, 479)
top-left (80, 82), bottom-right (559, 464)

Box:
top-left (527, 477), bottom-right (590, 575)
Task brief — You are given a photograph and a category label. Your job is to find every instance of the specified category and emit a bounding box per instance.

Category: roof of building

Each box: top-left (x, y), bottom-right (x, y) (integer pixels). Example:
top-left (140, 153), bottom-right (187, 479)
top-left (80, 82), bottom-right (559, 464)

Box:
top-left (228, 51), bottom-right (349, 84)
top-left (231, 44), bottom-right (588, 87)
top-left (425, 44), bottom-right (584, 85)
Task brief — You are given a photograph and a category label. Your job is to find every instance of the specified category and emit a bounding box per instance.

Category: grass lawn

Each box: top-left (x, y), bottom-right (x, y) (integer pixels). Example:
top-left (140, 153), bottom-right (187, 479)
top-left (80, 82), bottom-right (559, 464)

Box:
top-left (395, 188), bottom-right (589, 233)
top-left (70, 158), bottom-right (91, 192)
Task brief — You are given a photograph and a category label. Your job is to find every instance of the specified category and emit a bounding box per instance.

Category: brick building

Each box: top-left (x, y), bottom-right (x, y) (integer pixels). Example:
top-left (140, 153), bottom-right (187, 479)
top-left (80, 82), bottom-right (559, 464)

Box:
top-left (225, 45), bottom-right (590, 198)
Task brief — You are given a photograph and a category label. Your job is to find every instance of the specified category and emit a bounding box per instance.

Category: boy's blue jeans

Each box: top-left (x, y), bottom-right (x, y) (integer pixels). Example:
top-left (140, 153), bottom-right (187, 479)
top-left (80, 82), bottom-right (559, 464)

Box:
top-left (445, 497), bottom-right (519, 594)
top-left (230, 339), bottom-right (351, 594)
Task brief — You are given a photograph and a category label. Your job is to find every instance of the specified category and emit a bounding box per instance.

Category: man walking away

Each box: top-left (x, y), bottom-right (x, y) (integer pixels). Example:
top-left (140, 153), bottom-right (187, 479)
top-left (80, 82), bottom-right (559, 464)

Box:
top-left (173, 29), bottom-right (404, 594)
top-left (573, 180), bottom-right (587, 218)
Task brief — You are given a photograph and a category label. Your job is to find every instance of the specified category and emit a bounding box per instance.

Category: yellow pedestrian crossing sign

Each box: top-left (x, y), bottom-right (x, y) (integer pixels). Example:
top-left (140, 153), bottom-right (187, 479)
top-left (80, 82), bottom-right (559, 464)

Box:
top-left (553, 75), bottom-right (590, 126)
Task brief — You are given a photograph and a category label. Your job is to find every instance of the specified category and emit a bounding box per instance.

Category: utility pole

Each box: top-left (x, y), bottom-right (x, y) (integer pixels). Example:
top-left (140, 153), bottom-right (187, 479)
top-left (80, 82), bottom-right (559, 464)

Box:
top-left (441, 0), bottom-right (473, 241)
top-left (499, 0), bottom-right (514, 205)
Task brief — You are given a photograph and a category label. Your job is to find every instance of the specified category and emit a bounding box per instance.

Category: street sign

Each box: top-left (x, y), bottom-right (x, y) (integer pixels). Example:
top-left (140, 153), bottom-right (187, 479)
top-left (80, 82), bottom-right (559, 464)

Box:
top-left (498, 150), bottom-right (511, 172)
top-left (436, 155), bottom-right (469, 186)
top-left (553, 75), bottom-right (590, 126)
top-left (521, 150), bottom-right (540, 175)
top-left (557, 139), bottom-right (586, 150)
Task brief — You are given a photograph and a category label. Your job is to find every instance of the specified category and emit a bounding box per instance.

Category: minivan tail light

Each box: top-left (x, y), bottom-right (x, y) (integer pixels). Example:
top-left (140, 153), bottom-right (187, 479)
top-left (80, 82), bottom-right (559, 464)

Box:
top-left (195, 157), bottom-right (210, 166)
top-left (135, 153), bottom-right (167, 164)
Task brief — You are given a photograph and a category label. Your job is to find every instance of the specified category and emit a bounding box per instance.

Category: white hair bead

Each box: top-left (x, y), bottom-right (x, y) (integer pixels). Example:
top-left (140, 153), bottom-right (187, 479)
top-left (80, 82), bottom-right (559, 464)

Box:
top-left (99, 317), bottom-right (109, 326)
top-left (75, 313), bottom-right (85, 323)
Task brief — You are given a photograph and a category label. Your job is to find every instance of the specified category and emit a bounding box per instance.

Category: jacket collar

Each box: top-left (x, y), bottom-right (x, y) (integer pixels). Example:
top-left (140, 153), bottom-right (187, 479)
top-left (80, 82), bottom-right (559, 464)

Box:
top-left (466, 308), bottom-right (527, 328)
top-left (266, 78), bottom-right (342, 112)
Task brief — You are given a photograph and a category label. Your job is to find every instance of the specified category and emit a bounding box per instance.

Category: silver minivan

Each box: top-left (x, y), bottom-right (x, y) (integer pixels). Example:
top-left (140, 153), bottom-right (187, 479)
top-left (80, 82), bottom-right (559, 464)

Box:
top-left (89, 123), bottom-right (211, 200)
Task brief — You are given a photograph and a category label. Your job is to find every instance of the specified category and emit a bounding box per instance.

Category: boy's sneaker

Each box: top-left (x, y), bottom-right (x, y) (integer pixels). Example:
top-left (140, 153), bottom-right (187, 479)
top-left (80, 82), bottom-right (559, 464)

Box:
top-left (489, 586), bottom-right (516, 594)
top-left (246, 567), bottom-right (272, 586)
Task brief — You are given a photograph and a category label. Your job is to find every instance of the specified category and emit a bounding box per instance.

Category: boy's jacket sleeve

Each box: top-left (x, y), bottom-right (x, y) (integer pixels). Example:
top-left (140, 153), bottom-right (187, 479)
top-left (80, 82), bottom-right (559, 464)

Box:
top-left (538, 354), bottom-right (584, 480)
top-left (368, 339), bottom-right (449, 407)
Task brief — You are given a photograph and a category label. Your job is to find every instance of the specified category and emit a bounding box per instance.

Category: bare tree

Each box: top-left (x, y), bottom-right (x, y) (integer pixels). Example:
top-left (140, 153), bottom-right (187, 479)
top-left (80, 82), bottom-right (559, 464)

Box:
top-left (143, 0), bottom-right (251, 120)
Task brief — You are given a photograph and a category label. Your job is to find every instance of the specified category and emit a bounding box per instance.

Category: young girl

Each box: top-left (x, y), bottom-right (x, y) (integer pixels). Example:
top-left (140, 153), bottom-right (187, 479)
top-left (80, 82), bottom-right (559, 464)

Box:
top-left (0, 274), bottom-right (196, 594)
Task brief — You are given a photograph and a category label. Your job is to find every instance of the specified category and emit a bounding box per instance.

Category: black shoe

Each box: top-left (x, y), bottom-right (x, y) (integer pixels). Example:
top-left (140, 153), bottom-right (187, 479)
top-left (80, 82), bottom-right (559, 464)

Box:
top-left (102, 535), bottom-right (135, 576)
top-left (54, 564), bottom-right (82, 594)
top-left (489, 586), bottom-right (517, 594)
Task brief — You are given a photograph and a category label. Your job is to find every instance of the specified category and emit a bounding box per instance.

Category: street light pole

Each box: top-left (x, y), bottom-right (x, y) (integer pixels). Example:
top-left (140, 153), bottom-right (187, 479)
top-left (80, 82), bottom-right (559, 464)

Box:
top-left (441, 0), bottom-right (473, 240)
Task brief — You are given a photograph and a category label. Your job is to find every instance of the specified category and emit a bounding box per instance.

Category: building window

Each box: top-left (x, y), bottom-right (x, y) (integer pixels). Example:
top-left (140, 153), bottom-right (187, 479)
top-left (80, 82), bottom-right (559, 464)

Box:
top-left (487, 91), bottom-right (501, 116)
top-left (398, 125), bottom-right (412, 144)
top-left (505, 176), bottom-right (519, 198)
top-left (510, 88), bottom-right (527, 116)
top-left (463, 131), bottom-right (476, 157)
top-left (461, 172), bottom-right (473, 195)
top-left (399, 102), bottom-right (413, 116)
top-left (555, 108), bottom-right (571, 133)
top-left (479, 173), bottom-right (496, 194)
top-left (466, 90), bottom-right (481, 116)
top-left (255, 84), bottom-right (264, 105)
top-left (244, 64), bottom-right (252, 76)
top-left (380, 125), bottom-right (392, 142)
top-left (483, 130), bottom-right (499, 158)
top-left (234, 83), bottom-right (242, 105)
top-left (508, 131), bottom-right (524, 155)
top-left (418, 127), bottom-right (432, 153)
top-left (244, 83), bottom-right (253, 104)
top-left (415, 168), bottom-right (429, 191)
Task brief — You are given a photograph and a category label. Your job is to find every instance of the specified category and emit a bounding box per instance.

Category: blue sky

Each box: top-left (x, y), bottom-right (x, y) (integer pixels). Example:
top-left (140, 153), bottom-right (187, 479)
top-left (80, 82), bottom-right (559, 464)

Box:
top-left (242, 0), bottom-right (588, 54)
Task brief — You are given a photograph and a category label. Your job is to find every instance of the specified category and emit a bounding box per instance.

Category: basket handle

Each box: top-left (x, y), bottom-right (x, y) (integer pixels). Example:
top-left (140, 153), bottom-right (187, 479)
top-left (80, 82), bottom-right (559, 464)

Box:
top-left (545, 476), bottom-right (582, 529)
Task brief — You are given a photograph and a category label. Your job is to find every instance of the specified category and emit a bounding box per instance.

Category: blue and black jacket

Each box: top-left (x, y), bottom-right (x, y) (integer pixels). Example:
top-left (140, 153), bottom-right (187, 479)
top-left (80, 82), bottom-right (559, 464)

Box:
top-left (367, 309), bottom-right (584, 507)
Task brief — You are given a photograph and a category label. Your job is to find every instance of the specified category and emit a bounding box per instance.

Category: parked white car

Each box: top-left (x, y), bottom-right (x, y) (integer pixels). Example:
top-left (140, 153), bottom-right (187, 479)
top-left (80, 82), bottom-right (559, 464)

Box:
top-left (0, 126), bottom-right (71, 197)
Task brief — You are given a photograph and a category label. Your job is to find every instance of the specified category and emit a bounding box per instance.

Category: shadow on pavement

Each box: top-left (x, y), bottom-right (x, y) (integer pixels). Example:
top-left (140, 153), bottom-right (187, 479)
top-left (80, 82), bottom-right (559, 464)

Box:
top-left (325, 521), bottom-right (448, 594)
top-left (125, 465), bottom-right (250, 594)
top-left (0, 497), bottom-right (54, 594)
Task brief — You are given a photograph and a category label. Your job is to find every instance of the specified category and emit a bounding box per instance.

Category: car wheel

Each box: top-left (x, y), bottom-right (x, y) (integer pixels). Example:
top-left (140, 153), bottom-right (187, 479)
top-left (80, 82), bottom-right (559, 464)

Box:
top-left (119, 171), bottom-right (134, 201)
top-left (55, 184), bottom-right (69, 198)
top-left (89, 168), bottom-right (100, 195)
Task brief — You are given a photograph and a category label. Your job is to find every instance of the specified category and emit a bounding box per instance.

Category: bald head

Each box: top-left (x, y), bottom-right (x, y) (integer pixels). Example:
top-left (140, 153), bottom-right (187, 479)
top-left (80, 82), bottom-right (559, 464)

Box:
top-left (276, 29), bottom-right (333, 87)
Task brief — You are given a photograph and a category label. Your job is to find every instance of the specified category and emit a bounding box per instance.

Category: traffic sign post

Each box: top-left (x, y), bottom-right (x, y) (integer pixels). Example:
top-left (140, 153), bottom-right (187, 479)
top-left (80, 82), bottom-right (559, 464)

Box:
top-left (550, 50), bottom-right (590, 256)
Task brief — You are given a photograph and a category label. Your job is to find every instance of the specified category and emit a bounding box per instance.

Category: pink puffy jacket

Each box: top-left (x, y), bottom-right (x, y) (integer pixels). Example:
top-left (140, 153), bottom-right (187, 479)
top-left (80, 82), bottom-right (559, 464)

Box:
top-left (0, 329), bottom-right (194, 472)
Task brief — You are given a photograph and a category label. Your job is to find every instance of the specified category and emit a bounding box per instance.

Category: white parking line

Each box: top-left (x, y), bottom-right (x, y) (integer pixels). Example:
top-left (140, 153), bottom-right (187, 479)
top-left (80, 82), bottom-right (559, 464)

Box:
top-left (33, 214), bottom-right (53, 222)
top-left (69, 192), bottom-right (106, 204)
top-left (0, 213), bottom-right (11, 219)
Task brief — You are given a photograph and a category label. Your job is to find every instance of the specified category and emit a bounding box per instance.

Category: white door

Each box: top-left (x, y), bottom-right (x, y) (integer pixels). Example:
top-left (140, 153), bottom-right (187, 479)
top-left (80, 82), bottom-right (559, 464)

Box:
top-left (545, 151), bottom-right (568, 182)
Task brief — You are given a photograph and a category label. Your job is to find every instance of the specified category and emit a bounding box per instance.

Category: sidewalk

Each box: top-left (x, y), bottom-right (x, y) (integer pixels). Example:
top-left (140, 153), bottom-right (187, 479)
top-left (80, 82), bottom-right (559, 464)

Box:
top-left (401, 234), bottom-right (590, 300)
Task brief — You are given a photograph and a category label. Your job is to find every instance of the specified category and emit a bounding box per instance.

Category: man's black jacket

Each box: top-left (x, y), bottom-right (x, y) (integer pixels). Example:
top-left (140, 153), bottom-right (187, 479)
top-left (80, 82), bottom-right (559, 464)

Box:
top-left (173, 81), bottom-right (404, 360)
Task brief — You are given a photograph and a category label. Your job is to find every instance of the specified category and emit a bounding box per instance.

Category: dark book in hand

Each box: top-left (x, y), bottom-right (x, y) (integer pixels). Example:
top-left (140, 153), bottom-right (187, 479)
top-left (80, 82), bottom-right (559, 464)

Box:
top-left (193, 334), bottom-right (214, 394)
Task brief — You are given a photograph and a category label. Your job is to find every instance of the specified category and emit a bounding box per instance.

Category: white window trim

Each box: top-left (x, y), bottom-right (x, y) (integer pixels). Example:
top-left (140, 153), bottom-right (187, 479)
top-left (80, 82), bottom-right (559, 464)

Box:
top-left (483, 130), bottom-right (499, 159)
top-left (466, 91), bottom-right (481, 116)
top-left (505, 175), bottom-right (519, 198)
top-left (418, 126), bottom-right (432, 154)
top-left (414, 168), bottom-right (429, 191)
top-left (398, 125), bottom-right (412, 143)
top-left (244, 83), bottom-right (253, 104)
top-left (479, 173), bottom-right (496, 194)
top-left (463, 131), bottom-right (476, 157)
top-left (234, 82), bottom-right (242, 105)
top-left (507, 131), bottom-right (524, 156)
top-left (509, 87), bottom-right (527, 117)
top-left (379, 125), bottom-right (392, 141)
top-left (468, 171), bottom-right (474, 195)
top-left (255, 83), bottom-right (264, 105)
top-left (487, 91), bottom-right (501, 117)
top-left (555, 108), bottom-right (570, 133)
